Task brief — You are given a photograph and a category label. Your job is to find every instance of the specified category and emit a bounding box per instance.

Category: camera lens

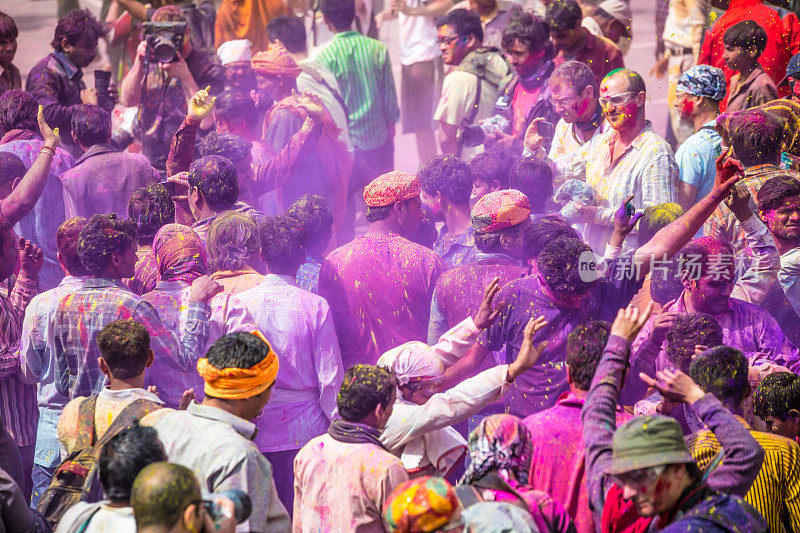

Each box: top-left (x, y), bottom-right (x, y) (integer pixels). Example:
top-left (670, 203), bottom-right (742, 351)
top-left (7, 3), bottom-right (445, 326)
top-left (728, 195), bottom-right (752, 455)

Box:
top-left (152, 34), bottom-right (178, 63)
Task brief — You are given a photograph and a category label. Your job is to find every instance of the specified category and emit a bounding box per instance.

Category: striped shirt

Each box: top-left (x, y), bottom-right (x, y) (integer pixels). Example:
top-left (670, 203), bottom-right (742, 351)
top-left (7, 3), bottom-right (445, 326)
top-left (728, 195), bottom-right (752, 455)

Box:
top-left (687, 417), bottom-right (800, 532)
top-left (551, 121), bottom-right (678, 255)
top-left (316, 30), bottom-right (399, 151)
top-left (0, 272), bottom-right (39, 447)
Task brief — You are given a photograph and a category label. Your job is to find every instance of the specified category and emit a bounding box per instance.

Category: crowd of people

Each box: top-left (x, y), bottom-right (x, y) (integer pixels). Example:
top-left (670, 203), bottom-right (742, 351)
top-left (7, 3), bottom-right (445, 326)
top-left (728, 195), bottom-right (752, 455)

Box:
top-left (2, 0), bottom-right (800, 531)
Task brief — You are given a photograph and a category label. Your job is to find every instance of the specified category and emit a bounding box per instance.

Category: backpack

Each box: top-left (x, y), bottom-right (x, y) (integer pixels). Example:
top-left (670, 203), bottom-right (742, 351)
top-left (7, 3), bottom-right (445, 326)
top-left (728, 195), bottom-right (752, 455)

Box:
top-left (454, 47), bottom-right (512, 155)
top-left (36, 396), bottom-right (163, 527)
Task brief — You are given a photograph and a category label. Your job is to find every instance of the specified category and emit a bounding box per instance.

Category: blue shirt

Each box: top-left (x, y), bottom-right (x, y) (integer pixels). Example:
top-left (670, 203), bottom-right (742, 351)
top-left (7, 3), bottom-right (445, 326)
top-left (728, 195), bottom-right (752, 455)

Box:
top-left (675, 119), bottom-right (722, 203)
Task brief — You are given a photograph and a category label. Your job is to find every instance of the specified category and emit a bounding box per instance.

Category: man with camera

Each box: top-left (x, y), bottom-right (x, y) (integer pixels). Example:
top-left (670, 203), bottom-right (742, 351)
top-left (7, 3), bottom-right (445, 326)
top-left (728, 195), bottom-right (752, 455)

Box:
top-left (433, 8), bottom-right (510, 159)
top-left (26, 9), bottom-right (116, 155)
top-left (120, 5), bottom-right (224, 172)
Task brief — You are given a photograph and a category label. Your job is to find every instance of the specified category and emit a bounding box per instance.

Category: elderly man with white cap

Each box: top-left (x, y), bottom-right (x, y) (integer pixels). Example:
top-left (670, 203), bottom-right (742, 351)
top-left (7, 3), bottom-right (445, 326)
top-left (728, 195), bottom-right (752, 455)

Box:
top-left (216, 38), bottom-right (256, 93)
top-left (378, 278), bottom-right (549, 477)
top-left (582, 0), bottom-right (632, 55)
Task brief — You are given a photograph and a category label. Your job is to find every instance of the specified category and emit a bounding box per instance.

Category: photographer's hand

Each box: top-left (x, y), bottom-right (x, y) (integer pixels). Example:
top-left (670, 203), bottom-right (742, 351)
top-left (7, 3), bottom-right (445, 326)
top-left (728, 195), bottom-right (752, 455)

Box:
top-left (161, 52), bottom-right (194, 85)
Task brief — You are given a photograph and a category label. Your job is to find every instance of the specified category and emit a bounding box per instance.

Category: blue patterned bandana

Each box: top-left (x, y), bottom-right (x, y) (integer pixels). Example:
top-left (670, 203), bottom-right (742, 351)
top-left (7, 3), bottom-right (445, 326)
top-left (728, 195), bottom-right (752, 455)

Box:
top-left (677, 65), bottom-right (727, 101)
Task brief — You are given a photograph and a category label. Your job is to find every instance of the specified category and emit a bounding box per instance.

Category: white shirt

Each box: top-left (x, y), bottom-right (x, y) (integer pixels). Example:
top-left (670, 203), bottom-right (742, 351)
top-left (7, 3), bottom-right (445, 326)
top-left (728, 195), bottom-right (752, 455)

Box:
top-left (398, 0), bottom-right (441, 65)
top-left (55, 501), bottom-right (135, 533)
top-left (237, 274), bottom-right (343, 452)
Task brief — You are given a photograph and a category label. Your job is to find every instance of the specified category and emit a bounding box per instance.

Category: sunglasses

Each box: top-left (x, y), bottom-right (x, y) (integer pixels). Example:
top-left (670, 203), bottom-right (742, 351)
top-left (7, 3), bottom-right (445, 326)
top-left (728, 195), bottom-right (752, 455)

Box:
top-left (599, 91), bottom-right (637, 108)
top-left (609, 464), bottom-right (666, 488)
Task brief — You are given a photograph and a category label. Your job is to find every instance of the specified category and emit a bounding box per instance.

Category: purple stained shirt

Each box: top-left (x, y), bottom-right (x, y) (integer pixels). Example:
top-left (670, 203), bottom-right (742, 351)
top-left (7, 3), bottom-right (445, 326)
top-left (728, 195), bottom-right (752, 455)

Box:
top-left (319, 233), bottom-right (444, 369)
top-left (523, 391), bottom-right (631, 533)
top-left (479, 277), bottom-right (595, 417)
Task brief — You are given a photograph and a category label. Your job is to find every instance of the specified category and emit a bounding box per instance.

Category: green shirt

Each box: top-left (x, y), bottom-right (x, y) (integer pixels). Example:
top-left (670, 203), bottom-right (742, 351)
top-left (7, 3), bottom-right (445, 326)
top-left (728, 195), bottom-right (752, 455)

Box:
top-left (316, 30), bottom-right (399, 151)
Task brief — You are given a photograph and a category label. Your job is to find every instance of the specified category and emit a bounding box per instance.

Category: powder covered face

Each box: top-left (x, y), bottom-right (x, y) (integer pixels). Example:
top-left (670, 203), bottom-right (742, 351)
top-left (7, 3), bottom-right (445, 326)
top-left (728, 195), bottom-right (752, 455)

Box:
top-left (437, 25), bottom-right (469, 66)
top-left (599, 75), bottom-right (642, 131)
top-left (762, 196), bottom-right (800, 244)
top-left (686, 261), bottom-right (735, 317)
top-left (551, 80), bottom-right (591, 123)
top-left (674, 91), bottom-right (698, 121)
top-left (504, 38), bottom-right (544, 79)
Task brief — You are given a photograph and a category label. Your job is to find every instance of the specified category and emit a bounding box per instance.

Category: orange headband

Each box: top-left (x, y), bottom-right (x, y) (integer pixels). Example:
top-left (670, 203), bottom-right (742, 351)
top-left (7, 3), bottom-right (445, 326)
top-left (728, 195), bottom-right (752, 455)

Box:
top-left (196, 332), bottom-right (279, 400)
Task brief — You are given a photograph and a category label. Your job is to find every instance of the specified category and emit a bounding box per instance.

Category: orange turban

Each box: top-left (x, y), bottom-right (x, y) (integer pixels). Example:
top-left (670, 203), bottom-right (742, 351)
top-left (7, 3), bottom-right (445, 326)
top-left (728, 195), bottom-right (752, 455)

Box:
top-left (196, 331), bottom-right (279, 399)
top-left (363, 171), bottom-right (421, 208)
top-left (251, 48), bottom-right (301, 79)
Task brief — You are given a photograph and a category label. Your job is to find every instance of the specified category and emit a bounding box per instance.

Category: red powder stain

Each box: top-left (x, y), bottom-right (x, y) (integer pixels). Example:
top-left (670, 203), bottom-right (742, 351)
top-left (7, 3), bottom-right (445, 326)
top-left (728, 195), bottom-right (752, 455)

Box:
top-left (679, 99), bottom-right (694, 118)
top-left (576, 98), bottom-right (590, 117)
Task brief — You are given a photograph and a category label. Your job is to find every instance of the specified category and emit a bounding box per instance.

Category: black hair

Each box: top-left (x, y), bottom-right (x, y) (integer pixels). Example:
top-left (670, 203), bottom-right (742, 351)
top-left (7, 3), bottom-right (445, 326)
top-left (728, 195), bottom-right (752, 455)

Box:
top-left (127, 184), bottom-right (175, 246)
top-left (690, 345), bottom-right (749, 406)
top-left (214, 90), bottom-right (259, 133)
top-left (566, 320), bottom-right (610, 390)
top-left (57, 217), bottom-right (90, 276)
top-left (723, 20), bottom-right (768, 57)
top-left (0, 89), bottom-right (37, 134)
top-left (320, 0), bottom-right (355, 32)
top-left (0, 152), bottom-right (25, 188)
top-left (286, 194), bottom-right (333, 255)
top-left (474, 222), bottom-right (526, 254)
top-left (201, 132), bottom-right (252, 170)
top-left (758, 175), bottom-right (800, 214)
top-left (550, 60), bottom-right (597, 98)
top-left (436, 8), bottom-right (483, 42)
top-left (52, 9), bottom-right (105, 52)
top-left (546, 0), bottom-right (583, 31)
top-left (510, 158), bottom-right (553, 214)
top-left (418, 154), bottom-right (473, 206)
top-left (729, 109), bottom-right (783, 167)
top-left (501, 12), bottom-right (554, 62)
top-left (259, 215), bottom-right (307, 276)
top-left (366, 204), bottom-right (393, 223)
top-left (266, 15), bottom-right (307, 54)
top-left (77, 214), bottom-right (138, 276)
top-left (523, 215), bottom-right (580, 260)
top-left (676, 237), bottom-right (735, 280)
top-left (536, 237), bottom-right (595, 296)
top-left (754, 372), bottom-right (800, 421)
top-left (650, 259), bottom-right (684, 305)
top-left (187, 155), bottom-right (239, 211)
top-left (97, 319), bottom-right (152, 379)
top-left (70, 104), bottom-right (111, 147)
top-left (665, 313), bottom-right (723, 372)
top-left (469, 148), bottom-right (513, 190)
top-left (99, 424), bottom-right (166, 503)
top-left (205, 332), bottom-right (272, 371)
top-left (337, 364), bottom-right (397, 422)
top-left (0, 11), bottom-right (18, 42)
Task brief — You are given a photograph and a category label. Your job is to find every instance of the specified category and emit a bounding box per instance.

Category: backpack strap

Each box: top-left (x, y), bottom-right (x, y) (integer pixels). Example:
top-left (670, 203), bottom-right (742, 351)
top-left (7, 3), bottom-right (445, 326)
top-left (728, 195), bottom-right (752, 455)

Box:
top-left (92, 399), bottom-right (164, 451)
top-left (454, 485), bottom-right (482, 509)
top-left (74, 396), bottom-right (98, 450)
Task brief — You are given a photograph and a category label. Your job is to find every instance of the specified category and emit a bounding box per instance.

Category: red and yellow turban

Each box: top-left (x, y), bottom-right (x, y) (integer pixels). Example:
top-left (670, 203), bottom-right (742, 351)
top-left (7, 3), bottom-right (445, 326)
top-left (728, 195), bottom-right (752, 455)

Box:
top-left (383, 476), bottom-right (460, 532)
top-left (363, 171), bottom-right (421, 208)
top-left (471, 189), bottom-right (531, 234)
top-left (250, 48), bottom-right (301, 79)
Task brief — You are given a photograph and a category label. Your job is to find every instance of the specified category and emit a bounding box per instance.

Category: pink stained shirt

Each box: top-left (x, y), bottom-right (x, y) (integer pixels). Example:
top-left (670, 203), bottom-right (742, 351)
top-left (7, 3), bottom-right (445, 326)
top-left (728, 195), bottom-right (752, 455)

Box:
top-left (523, 390), bottom-right (631, 533)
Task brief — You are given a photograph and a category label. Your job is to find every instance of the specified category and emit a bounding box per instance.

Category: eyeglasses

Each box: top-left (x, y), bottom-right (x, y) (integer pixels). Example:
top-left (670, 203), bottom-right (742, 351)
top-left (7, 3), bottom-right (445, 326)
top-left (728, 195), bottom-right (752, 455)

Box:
top-left (609, 464), bottom-right (666, 488)
top-left (552, 93), bottom-right (580, 107)
top-left (437, 35), bottom-right (462, 46)
top-left (599, 91), bottom-right (637, 108)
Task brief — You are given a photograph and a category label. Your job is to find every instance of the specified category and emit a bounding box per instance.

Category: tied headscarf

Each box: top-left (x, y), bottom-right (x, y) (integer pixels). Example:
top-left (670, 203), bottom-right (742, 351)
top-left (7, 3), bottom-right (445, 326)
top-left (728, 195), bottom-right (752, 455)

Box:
top-left (377, 342), bottom-right (443, 387)
top-left (250, 48), bottom-right (301, 79)
top-left (676, 65), bottom-right (726, 102)
top-left (383, 476), bottom-right (460, 533)
top-left (196, 331), bottom-right (279, 399)
top-left (460, 414), bottom-right (533, 486)
top-left (152, 224), bottom-right (207, 284)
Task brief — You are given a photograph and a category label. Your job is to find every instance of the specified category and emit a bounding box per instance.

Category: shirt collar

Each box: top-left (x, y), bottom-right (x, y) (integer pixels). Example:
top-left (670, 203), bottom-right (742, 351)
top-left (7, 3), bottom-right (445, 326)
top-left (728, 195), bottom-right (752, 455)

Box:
top-left (614, 120), bottom-right (655, 151)
top-left (53, 51), bottom-right (81, 80)
top-left (154, 279), bottom-right (190, 291)
top-left (60, 275), bottom-right (90, 286)
top-left (333, 30), bottom-right (360, 39)
top-left (474, 251), bottom-right (520, 264)
top-left (261, 273), bottom-right (296, 286)
top-left (74, 144), bottom-right (118, 165)
top-left (99, 386), bottom-right (164, 405)
top-left (738, 64), bottom-right (767, 88)
top-left (186, 401), bottom-right (258, 440)
top-left (84, 277), bottom-right (127, 289)
top-left (745, 164), bottom-right (781, 177)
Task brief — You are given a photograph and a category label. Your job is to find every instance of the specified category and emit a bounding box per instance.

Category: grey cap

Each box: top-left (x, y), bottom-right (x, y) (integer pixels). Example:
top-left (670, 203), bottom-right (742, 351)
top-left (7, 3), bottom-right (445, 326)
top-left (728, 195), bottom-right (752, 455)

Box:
top-left (608, 415), bottom-right (695, 475)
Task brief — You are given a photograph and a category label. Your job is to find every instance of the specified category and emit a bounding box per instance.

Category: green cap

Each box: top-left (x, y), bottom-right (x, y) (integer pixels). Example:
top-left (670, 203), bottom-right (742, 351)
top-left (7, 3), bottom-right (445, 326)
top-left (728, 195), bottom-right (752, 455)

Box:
top-left (609, 415), bottom-right (695, 475)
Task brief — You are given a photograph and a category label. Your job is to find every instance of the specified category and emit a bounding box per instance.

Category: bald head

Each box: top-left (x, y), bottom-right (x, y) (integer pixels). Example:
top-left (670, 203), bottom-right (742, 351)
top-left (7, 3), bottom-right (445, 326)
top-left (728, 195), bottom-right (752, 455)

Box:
top-left (131, 462), bottom-right (201, 530)
top-left (603, 68), bottom-right (646, 95)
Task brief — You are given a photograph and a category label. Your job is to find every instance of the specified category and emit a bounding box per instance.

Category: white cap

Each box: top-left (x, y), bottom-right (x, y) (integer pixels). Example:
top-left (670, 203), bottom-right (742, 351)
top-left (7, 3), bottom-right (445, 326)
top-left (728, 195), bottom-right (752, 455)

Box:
top-left (597, 0), bottom-right (632, 38)
top-left (216, 39), bottom-right (253, 66)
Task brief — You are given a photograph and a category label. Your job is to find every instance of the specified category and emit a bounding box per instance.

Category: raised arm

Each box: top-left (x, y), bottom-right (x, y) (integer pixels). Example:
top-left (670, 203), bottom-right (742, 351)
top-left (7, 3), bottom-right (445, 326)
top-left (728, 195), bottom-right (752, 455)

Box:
top-left (0, 107), bottom-right (60, 225)
top-left (582, 305), bottom-right (652, 522)
top-left (640, 368), bottom-right (764, 496)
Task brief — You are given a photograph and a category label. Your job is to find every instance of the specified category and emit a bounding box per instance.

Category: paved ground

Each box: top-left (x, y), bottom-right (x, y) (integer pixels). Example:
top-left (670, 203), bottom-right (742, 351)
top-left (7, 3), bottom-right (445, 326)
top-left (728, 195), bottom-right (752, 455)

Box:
top-left (7, 0), bottom-right (670, 172)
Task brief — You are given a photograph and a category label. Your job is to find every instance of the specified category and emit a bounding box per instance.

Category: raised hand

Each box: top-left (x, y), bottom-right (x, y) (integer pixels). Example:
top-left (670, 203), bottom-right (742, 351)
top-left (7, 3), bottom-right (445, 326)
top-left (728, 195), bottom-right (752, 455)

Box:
top-left (523, 117), bottom-right (546, 155)
top-left (507, 315), bottom-right (549, 380)
top-left (610, 303), bottom-right (654, 343)
top-left (723, 184), bottom-right (752, 222)
top-left (296, 91), bottom-right (327, 122)
top-left (37, 105), bottom-right (60, 150)
top-left (188, 85), bottom-right (216, 121)
top-left (613, 194), bottom-right (645, 236)
top-left (639, 367), bottom-right (706, 405)
top-left (178, 389), bottom-right (196, 410)
top-left (712, 147), bottom-right (744, 197)
top-left (17, 238), bottom-right (43, 276)
top-left (473, 277), bottom-right (505, 330)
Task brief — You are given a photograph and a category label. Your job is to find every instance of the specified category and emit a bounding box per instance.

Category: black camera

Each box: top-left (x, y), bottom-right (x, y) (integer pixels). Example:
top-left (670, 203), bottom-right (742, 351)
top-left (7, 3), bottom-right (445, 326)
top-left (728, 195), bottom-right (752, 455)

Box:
top-left (203, 489), bottom-right (252, 527)
top-left (143, 21), bottom-right (186, 63)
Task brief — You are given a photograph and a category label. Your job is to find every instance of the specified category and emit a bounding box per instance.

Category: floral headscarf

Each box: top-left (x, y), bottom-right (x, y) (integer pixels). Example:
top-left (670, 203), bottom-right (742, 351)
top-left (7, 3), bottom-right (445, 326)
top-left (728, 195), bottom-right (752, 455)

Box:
top-left (460, 414), bottom-right (533, 486)
top-left (152, 224), bottom-right (207, 284)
